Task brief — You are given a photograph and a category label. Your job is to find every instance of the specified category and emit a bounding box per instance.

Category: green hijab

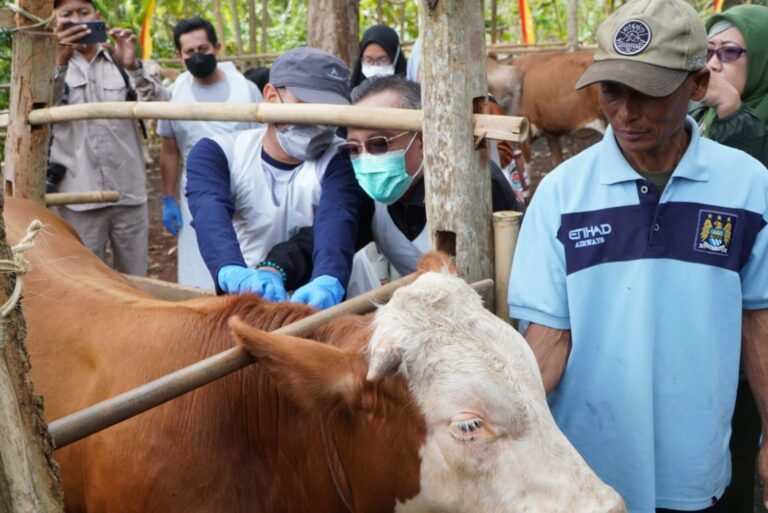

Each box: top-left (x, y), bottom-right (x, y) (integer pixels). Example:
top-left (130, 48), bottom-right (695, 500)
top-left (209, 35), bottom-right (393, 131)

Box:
top-left (707, 5), bottom-right (768, 122)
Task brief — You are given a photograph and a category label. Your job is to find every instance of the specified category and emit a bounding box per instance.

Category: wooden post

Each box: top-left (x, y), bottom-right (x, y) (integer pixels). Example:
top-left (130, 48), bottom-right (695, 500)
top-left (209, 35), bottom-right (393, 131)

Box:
top-left (567, 0), bottom-right (579, 51)
top-left (0, 196), bottom-right (64, 512)
top-left (420, 0), bottom-right (495, 303)
top-left (3, 0), bottom-right (56, 204)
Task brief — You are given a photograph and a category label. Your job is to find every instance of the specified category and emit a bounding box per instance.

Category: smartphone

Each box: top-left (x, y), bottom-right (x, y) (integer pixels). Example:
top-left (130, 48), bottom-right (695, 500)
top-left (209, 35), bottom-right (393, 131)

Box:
top-left (62, 21), bottom-right (107, 45)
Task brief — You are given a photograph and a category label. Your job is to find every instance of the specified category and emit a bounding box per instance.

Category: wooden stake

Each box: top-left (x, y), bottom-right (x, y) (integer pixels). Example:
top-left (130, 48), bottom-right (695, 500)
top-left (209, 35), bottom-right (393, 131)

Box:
top-left (26, 102), bottom-right (529, 142)
top-left (260, 0), bottom-right (268, 65)
top-left (420, 0), bottom-right (495, 304)
top-left (247, 0), bottom-right (257, 68)
top-left (3, 0), bottom-right (56, 204)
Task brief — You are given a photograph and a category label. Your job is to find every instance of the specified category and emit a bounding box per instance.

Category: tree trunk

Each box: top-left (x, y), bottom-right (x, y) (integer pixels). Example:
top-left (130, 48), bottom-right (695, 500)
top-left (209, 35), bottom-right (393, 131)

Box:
top-left (0, 205), bottom-right (63, 513)
top-left (212, 0), bottom-right (227, 56)
top-left (230, 0), bottom-right (244, 59)
top-left (419, 0), bottom-right (494, 304)
top-left (376, 0), bottom-right (383, 23)
top-left (307, 0), bottom-right (359, 68)
top-left (567, 0), bottom-right (578, 51)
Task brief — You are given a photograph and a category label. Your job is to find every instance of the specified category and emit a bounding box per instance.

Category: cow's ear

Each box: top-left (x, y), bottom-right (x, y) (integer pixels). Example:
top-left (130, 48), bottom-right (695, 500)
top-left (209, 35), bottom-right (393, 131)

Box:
top-left (416, 251), bottom-right (458, 274)
top-left (228, 316), bottom-right (364, 411)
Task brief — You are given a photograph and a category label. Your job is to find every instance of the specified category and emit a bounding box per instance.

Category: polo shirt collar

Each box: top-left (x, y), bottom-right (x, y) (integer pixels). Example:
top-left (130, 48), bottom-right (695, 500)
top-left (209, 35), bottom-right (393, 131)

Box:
top-left (599, 116), bottom-right (710, 185)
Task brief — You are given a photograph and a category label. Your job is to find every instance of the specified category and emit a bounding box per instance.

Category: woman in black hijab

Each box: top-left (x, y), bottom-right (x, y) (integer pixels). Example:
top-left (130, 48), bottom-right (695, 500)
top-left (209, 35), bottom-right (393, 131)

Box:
top-left (349, 25), bottom-right (408, 90)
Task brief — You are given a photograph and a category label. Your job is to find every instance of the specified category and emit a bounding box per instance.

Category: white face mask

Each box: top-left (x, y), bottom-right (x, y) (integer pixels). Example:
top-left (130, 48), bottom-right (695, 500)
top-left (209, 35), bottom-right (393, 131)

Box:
top-left (362, 62), bottom-right (396, 78)
top-left (361, 45), bottom-right (400, 79)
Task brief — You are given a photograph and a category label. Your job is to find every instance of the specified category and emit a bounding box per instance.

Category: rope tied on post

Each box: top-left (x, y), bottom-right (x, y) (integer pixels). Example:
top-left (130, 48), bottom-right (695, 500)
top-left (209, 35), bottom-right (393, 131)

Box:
top-left (0, 219), bottom-right (42, 319)
top-left (5, 2), bottom-right (56, 32)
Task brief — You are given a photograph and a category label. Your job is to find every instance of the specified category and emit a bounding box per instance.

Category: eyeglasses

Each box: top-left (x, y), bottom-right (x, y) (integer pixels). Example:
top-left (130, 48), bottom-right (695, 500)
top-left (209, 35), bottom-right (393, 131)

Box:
top-left (362, 56), bottom-right (392, 66)
top-left (707, 46), bottom-right (747, 63)
top-left (338, 131), bottom-right (411, 159)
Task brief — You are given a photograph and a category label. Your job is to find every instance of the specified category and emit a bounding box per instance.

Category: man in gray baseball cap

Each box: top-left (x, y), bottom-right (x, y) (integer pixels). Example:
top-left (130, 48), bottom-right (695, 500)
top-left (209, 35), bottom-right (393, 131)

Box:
top-left (186, 46), bottom-right (363, 311)
top-left (269, 46), bottom-right (351, 105)
top-left (509, 0), bottom-right (768, 511)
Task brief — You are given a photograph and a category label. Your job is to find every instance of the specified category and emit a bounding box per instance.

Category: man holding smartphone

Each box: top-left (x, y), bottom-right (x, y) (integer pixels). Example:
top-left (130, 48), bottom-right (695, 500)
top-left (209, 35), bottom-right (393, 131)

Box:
top-left (50, 0), bottom-right (169, 276)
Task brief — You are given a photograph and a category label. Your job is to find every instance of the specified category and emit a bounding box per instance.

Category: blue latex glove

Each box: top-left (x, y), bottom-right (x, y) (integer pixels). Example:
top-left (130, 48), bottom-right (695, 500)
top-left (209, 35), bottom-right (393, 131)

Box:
top-left (162, 196), bottom-right (182, 236)
top-left (290, 275), bottom-right (345, 310)
top-left (217, 265), bottom-right (288, 301)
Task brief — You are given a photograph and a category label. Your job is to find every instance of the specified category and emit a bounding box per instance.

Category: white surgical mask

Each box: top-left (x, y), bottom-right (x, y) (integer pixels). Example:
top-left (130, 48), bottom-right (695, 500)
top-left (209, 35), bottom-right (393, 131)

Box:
top-left (275, 124), bottom-right (337, 161)
top-left (362, 62), bottom-right (396, 78)
top-left (361, 46), bottom-right (400, 79)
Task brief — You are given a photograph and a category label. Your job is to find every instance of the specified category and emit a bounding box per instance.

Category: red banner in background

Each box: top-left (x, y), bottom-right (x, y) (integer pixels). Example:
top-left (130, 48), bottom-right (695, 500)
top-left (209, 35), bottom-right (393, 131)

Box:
top-left (713, 0), bottom-right (725, 13)
top-left (519, 0), bottom-right (536, 44)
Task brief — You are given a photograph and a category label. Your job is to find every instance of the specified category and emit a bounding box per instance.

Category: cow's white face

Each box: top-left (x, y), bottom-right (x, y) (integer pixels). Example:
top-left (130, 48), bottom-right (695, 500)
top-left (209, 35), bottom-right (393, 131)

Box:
top-left (368, 272), bottom-right (626, 513)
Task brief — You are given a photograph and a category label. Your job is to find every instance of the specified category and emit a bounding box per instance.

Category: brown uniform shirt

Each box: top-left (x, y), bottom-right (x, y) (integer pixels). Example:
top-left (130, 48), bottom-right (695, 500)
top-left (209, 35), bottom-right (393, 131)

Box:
top-left (50, 46), bottom-right (169, 211)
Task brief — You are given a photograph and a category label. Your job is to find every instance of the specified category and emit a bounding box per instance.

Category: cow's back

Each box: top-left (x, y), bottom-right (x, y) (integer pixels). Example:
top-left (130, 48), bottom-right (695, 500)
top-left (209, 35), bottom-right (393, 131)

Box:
top-left (519, 50), bottom-right (602, 135)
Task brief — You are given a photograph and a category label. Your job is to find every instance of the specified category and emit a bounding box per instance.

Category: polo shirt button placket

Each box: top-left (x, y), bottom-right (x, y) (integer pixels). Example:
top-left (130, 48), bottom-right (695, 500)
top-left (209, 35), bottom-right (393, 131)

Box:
top-left (640, 185), bottom-right (649, 194)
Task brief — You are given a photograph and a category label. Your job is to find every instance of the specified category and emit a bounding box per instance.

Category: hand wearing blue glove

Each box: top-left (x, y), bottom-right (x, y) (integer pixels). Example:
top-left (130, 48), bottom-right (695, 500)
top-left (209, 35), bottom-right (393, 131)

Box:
top-left (217, 265), bottom-right (288, 301)
top-left (162, 196), bottom-right (183, 237)
top-left (290, 275), bottom-right (345, 310)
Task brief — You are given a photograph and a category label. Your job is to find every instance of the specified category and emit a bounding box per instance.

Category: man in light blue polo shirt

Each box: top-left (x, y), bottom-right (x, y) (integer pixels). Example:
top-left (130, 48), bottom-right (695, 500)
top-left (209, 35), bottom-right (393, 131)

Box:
top-left (509, 1), bottom-right (768, 512)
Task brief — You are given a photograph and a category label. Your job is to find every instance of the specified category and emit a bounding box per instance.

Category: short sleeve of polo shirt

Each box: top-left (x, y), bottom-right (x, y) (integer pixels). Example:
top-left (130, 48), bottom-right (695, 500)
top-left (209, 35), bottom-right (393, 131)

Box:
top-left (741, 220), bottom-right (768, 310)
top-left (508, 179), bottom-right (570, 329)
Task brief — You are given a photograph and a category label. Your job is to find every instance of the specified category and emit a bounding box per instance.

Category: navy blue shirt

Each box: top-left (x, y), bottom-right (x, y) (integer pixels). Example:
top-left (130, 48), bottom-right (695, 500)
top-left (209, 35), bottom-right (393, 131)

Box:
top-left (185, 136), bottom-right (361, 292)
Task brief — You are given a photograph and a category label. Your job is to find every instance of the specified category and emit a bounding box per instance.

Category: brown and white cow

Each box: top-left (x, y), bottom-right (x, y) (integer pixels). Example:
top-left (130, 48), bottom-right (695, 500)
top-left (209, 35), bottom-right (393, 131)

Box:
top-left (6, 198), bottom-right (625, 513)
top-left (488, 50), bottom-right (606, 166)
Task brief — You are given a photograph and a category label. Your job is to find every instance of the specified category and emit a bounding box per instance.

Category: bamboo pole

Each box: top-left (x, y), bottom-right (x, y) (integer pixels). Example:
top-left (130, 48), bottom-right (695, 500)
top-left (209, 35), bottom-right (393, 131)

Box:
top-left (247, 0), bottom-right (257, 68)
top-left (260, 0), bottom-right (268, 65)
top-left (567, 0), bottom-right (579, 51)
top-left (45, 191), bottom-right (120, 206)
top-left (492, 211), bottom-right (523, 324)
top-left (48, 274), bottom-right (494, 449)
top-left (26, 102), bottom-right (529, 142)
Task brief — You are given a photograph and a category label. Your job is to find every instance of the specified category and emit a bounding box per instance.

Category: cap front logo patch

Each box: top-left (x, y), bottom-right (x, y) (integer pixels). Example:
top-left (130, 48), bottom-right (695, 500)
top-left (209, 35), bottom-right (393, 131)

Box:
top-left (327, 67), bottom-right (344, 81)
top-left (613, 19), bottom-right (652, 56)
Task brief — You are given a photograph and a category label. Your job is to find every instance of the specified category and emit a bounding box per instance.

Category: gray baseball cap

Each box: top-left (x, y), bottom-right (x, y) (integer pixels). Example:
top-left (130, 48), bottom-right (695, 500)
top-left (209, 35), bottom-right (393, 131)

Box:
top-left (270, 47), bottom-right (351, 105)
top-left (575, 0), bottom-right (708, 97)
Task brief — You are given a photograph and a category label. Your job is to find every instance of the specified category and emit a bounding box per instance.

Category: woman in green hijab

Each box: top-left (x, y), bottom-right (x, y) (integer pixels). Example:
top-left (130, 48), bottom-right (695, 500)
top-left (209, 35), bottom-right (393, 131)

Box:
top-left (693, 7), bottom-right (768, 513)
top-left (692, 4), bottom-right (768, 168)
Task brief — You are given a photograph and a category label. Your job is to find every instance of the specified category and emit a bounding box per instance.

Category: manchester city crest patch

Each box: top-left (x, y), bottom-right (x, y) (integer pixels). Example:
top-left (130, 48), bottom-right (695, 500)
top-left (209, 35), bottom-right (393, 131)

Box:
top-left (613, 20), bottom-right (652, 56)
top-left (695, 210), bottom-right (736, 256)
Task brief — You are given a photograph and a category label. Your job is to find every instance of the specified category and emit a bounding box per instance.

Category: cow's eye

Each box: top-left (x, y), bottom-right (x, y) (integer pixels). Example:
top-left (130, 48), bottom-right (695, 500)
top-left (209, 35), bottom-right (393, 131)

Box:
top-left (451, 418), bottom-right (483, 434)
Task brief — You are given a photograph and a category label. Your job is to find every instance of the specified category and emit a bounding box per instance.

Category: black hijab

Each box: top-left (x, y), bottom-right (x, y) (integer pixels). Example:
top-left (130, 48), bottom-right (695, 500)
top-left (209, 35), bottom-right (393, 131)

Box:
top-left (350, 25), bottom-right (408, 90)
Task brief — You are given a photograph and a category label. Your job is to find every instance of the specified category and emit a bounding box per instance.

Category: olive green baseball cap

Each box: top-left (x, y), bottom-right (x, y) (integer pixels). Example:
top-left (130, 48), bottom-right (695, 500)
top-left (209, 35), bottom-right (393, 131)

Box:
top-left (575, 0), bottom-right (708, 97)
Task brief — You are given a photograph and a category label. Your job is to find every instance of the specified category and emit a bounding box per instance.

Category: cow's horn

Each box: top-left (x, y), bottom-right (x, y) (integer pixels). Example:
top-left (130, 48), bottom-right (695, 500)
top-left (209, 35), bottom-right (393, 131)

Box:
top-left (366, 342), bottom-right (403, 382)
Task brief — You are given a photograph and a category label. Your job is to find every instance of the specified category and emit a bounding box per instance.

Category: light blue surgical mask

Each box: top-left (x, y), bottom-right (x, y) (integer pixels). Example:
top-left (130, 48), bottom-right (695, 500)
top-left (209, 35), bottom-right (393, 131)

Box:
top-left (352, 133), bottom-right (421, 205)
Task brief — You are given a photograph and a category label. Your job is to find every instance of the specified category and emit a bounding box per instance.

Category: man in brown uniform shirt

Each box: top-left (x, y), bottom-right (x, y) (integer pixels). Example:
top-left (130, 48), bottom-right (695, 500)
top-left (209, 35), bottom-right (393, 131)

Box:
top-left (51, 0), bottom-right (169, 275)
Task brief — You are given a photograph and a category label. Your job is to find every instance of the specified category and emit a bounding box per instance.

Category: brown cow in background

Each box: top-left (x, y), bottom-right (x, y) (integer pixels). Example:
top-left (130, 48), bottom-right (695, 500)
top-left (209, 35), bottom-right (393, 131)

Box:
top-left (488, 50), bottom-right (605, 167)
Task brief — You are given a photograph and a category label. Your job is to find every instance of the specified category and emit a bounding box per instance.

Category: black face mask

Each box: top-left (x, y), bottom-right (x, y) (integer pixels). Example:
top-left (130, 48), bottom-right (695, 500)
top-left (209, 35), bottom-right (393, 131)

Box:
top-left (184, 52), bottom-right (217, 79)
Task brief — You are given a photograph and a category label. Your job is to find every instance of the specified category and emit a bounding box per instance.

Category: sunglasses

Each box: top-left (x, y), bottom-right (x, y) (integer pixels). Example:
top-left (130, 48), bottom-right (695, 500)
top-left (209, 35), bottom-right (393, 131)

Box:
top-left (338, 131), bottom-right (411, 159)
top-left (706, 46), bottom-right (747, 63)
